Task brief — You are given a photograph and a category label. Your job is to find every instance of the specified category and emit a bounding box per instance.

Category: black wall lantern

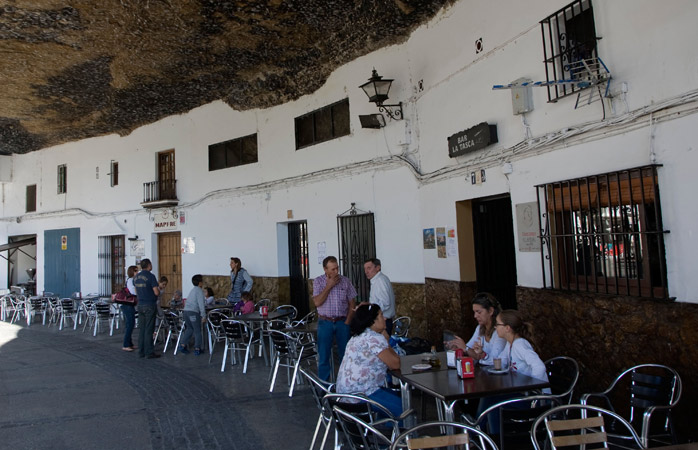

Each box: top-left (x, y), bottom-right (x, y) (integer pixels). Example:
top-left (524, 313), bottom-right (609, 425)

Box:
top-left (359, 68), bottom-right (403, 121)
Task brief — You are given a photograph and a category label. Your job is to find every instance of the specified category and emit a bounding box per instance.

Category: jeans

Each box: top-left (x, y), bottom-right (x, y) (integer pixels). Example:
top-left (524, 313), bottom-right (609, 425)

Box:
top-left (180, 310), bottom-right (202, 350)
top-left (368, 387), bottom-right (403, 419)
top-left (137, 304), bottom-right (157, 357)
top-left (121, 304), bottom-right (136, 348)
top-left (317, 319), bottom-right (351, 381)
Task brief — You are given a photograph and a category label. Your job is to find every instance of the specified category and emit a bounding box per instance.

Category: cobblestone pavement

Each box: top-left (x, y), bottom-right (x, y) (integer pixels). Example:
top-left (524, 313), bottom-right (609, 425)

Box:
top-left (0, 320), bottom-right (319, 450)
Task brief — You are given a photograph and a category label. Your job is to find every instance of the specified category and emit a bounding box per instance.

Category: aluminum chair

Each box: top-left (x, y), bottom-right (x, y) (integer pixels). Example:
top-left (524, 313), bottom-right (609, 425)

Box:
top-left (463, 395), bottom-right (560, 450)
top-left (161, 310), bottom-right (184, 354)
top-left (323, 393), bottom-right (409, 449)
top-left (91, 302), bottom-right (112, 336)
top-left (580, 363), bottom-right (681, 447)
top-left (269, 328), bottom-right (318, 397)
top-left (392, 316), bottom-right (411, 337)
top-left (26, 296), bottom-right (47, 326)
top-left (299, 368), bottom-right (335, 450)
top-left (274, 304), bottom-right (298, 321)
top-left (58, 298), bottom-right (77, 330)
top-left (206, 309), bottom-right (231, 363)
top-left (531, 404), bottom-right (645, 450)
top-left (219, 319), bottom-right (254, 373)
top-left (291, 310), bottom-right (317, 328)
top-left (545, 356), bottom-right (580, 404)
top-left (391, 421), bottom-right (498, 450)
top-left (333, 407), bottom-right (394, 450)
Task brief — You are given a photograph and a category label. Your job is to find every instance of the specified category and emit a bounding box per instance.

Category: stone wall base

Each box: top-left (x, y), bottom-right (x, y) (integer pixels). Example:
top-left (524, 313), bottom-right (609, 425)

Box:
top-left (517, 286), bottom-right (698, 442)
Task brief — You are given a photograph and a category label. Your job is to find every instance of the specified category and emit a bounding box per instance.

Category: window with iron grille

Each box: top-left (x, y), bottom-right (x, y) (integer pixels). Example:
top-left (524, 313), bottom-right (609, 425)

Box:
top-left (536, 165), bottom-right (669, 299)
top-left (540, 0), bottom-right (600, 102)
top-left (208, 133), bottom-right (258, 171)
top-left (26, 184), bottom-right (36, 212)
top-left (57, 164), bottom-right (67, 194)
top-left (295, 99), bottom-right (350, 150)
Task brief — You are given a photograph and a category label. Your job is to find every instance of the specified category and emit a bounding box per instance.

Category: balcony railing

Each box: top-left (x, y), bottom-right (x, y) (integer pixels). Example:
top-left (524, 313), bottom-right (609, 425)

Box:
top-left (141, 180), bottom-right (178, 207)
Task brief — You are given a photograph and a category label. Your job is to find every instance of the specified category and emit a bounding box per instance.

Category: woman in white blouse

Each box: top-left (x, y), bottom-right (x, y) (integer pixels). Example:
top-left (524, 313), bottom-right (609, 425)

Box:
top-left (445, 292), bottom-right (506, 366)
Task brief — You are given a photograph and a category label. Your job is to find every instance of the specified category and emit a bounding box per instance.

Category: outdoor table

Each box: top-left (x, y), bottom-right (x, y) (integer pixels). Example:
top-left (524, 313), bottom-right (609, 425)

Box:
top-left (237, 309), bottom-right (294, 366)
top-left (390, 352), bottom-right (550, 426)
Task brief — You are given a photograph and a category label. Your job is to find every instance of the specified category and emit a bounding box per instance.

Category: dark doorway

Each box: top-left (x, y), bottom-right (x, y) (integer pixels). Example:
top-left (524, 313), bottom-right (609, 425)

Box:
top-left (472, 195), bottom-right (518, 309)
top-left (288, 222), bottom-right (310, 318)
top-left (337, 208), bottom-right (375, 302)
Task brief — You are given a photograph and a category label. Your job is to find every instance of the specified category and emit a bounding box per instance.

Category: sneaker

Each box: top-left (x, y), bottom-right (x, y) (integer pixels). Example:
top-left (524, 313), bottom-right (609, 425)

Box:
top-left (178, 346), bottom-right (190, 354)
top-left (194, 348), bottom-right (202, 356)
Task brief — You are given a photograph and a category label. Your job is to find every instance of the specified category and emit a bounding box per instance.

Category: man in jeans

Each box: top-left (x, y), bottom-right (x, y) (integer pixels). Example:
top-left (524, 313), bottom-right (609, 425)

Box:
top-left (313, 256), bottom-right (357, 381)
top-left (134, 258), bottom-right (161, 359)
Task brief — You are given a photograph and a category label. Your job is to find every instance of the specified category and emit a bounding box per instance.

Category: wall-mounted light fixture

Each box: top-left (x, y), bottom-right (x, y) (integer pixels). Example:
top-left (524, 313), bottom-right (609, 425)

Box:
top-left (359, 68), bottom-right (403, 121)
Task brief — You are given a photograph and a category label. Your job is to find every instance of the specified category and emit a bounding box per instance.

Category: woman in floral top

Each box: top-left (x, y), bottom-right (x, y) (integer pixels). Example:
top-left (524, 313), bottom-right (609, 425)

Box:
top-left (336, 303), bottom-right (402, 417)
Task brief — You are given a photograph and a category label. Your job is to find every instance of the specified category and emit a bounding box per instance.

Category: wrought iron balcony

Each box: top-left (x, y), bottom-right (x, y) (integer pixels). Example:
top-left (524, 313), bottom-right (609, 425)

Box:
top-left (141, 180), bottom-right (178, 208)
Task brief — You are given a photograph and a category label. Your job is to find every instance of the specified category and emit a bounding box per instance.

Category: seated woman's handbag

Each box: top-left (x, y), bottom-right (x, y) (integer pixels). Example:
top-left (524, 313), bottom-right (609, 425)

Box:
top-left (114, 287), bottom-right (138, 306)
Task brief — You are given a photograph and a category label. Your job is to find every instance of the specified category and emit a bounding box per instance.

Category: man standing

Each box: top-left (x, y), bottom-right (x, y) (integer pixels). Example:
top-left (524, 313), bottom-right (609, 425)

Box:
top-left (134, 258), bottom-right (161, 359)
top-left (313, 256), bottom-right (357, 381)
top-left (364, 258), bottom-right (396, 335)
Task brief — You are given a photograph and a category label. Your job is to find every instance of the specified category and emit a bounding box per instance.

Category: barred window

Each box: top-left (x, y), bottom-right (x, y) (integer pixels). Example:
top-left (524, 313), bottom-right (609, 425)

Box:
top-left (536, 165), bottom-right (669, 298)
top-left (57, 164), bottom-right (67, 194)
top-left (540, 0), bottom-right (600, 102)
top-left (295, 99), bottom-right (350, 150)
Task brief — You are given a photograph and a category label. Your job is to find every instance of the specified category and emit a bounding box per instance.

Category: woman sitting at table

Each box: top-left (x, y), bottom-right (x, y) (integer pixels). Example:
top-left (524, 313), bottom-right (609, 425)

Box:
top-left (479, 309), bottom-right (549, 435)
top-left (444, 292), bottom-right (506, 366)
top-left (496, 309), bottom-right (548, 382)
top-left (336, 303), bottom-right (402, 417)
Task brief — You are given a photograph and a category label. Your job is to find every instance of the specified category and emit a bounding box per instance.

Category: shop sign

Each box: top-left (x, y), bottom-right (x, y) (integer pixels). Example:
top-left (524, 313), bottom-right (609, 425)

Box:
top-left (448, 122), bottom-right (498, 158)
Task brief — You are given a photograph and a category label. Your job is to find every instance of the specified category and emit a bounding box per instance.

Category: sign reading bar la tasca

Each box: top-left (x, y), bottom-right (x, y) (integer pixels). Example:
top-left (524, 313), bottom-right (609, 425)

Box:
top-left (447, 122), bottom-right (498, 158)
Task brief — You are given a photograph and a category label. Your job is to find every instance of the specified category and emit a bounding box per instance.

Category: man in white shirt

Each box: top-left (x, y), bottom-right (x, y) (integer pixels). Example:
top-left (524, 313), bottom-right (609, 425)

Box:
top-left (364, 258), bottom-right (396, 335)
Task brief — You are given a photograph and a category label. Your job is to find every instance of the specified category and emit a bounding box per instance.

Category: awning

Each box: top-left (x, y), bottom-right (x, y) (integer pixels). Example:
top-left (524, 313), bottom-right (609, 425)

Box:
top-left (0, 237), bottom-right (36, 255)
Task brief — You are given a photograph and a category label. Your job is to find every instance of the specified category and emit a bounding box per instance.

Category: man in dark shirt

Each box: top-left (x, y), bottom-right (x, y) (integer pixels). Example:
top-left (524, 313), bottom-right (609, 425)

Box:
top-left (134, 258), bottom-right (161, 358)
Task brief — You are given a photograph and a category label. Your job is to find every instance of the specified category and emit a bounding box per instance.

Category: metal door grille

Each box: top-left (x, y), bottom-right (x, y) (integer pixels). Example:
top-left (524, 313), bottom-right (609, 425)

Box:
top-left (288, 222), bottom-right (310, 317)
top-left (98, 235), bottom-right (125, 296)
top-left (337, 205), bottom-right (375, 302)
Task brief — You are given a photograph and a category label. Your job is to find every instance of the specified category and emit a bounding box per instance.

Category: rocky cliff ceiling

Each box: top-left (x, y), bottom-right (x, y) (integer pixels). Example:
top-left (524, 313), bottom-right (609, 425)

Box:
top-left (0, 0), bottom-right (452, 155)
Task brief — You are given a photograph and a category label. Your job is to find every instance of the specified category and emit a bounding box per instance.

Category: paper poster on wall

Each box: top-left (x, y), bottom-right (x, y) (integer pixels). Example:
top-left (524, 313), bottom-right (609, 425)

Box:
top-left (423, 229), bottom-right (435, 249)
top-left (446, 227), bottom-right (457, 257)
top-left (317, 241), bottom-right (326, 264)
top-left (436, 227), bottom-right (446, 258)
top-left (515, 202), bottom-right (541, 252)
top-left (182, 237), bottom-right (195, 254)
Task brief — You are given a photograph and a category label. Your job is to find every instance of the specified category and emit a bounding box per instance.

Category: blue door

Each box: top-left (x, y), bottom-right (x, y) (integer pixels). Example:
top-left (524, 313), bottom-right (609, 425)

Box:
top-left (44, 228), bottom-right (80, 297)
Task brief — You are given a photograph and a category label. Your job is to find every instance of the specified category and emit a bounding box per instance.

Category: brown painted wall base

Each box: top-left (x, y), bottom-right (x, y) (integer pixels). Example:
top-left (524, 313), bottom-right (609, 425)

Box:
top-left (517, 286), bottom-right (698, 442)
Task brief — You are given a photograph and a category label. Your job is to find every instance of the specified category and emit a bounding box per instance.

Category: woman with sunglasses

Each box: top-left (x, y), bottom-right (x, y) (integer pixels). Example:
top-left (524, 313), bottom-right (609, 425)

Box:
top-left (336, 303), bottom-right (402, 417)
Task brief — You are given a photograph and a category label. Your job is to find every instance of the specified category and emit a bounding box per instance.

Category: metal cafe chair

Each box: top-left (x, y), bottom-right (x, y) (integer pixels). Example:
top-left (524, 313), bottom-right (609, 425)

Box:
top-left (274, 304), bottom-right (298, 321)
top-left (545, 356), bottom-right (580, 405)
top-left (333, 407), bottom-right (394, 450)
top-left (57, 298), bottom-right (78, 330)
top-left (392, 316), bottom-right (411, 338)
top-left (206, 309), bottom-right (231, 363)
top-left (162, 310), bottom-right (185, 354)
top-left (26, 296), bottom-right (47, 326)
top-left (268, 328), bottom-right (318, 397)
top-left (91, 301), bottom-right (112, 336)
top-left (531, 404), bottom-right (645, 450)
top-left (462, 395), bottom-right (560, 450)
top-left (323, 393), bottom-right (409, 449)
top-left (299, 368), bottom-right (335, 450)
top-left (391, 421), bottom-right (498, 450)
top-left (580, 363), bottom-right (681, 447)
top-left (219, 319), bottom-right (254, 373)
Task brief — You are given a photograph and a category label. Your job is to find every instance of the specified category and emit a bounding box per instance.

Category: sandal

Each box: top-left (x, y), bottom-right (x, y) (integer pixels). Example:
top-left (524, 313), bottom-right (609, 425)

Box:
top-left (122, 347), bottom-right (134, 352)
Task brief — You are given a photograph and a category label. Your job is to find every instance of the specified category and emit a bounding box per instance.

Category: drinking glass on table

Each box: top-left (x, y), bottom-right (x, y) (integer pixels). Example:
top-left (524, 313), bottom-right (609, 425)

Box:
top-left (472, 336), bottom-right (484, 363)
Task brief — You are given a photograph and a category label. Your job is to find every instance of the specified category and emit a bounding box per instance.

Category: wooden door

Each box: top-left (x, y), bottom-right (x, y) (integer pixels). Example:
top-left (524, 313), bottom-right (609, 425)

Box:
top-left (158, 150), bottom-right (176, 200)
top-left (157, 231), bottom-right (181, 306)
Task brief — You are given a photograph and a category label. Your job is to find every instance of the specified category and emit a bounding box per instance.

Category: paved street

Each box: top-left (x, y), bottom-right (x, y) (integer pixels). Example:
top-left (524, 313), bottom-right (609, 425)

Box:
top-left (0, 319), bottom-right (318, 450)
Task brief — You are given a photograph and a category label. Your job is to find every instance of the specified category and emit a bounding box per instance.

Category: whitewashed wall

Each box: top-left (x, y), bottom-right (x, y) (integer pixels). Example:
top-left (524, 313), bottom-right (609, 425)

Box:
top-left (1, 0), bottom-right (697, 302)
